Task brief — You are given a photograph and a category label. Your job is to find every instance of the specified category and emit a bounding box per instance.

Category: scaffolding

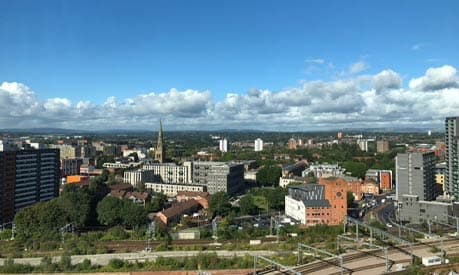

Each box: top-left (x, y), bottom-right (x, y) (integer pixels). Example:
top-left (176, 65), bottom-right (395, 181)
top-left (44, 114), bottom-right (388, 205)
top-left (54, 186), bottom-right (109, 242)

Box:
top-left (297, 243), bottom-right (344, 275)
top-left (253, 255), bottom-right (301, 275)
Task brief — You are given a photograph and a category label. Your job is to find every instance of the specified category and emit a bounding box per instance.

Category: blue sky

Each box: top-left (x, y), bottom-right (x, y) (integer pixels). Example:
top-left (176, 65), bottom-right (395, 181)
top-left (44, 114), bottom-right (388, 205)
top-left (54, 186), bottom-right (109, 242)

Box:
top-left (0, 0), bottom-right (458, 130)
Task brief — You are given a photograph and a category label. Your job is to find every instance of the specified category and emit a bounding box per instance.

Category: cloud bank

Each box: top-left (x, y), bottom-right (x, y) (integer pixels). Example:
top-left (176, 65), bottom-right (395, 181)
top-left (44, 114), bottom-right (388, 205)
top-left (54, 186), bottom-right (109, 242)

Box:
top-left (1, 65), bottom-right (458, 131)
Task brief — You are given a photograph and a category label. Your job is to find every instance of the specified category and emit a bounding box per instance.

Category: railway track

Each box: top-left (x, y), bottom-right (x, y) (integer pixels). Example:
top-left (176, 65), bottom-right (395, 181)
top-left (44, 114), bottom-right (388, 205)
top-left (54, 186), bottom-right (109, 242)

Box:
top-left (284, 238), bottom-right (459, 274)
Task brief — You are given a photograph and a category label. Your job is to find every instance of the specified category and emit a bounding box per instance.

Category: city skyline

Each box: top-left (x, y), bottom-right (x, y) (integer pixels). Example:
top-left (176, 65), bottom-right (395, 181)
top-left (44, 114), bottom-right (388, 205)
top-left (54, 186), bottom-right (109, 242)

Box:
top-left (1, 1), bottom-right (458, 131)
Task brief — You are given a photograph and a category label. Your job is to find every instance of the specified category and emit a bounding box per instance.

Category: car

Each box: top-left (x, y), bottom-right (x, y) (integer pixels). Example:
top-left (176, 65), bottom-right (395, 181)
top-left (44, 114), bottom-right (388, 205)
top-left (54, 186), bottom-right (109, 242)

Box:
top-left (386, 223), bottom-right (393, 228)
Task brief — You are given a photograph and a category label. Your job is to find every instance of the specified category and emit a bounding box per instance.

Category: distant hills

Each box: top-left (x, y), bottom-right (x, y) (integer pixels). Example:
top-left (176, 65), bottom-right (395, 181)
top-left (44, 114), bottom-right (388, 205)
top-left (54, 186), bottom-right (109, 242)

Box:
top-left (0, 126), bottom-right (444, 135)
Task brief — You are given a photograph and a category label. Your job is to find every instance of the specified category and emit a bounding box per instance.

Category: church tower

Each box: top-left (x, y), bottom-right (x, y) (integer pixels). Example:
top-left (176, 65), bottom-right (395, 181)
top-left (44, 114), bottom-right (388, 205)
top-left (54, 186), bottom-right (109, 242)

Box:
top-left (155, 119), bottom-right (165, 163)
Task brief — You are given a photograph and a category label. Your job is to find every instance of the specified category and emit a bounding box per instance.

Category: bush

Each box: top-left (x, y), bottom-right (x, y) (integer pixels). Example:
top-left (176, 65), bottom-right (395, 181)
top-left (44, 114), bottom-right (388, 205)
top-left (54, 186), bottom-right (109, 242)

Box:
top-left (109, 258), bottom-right (125, 269)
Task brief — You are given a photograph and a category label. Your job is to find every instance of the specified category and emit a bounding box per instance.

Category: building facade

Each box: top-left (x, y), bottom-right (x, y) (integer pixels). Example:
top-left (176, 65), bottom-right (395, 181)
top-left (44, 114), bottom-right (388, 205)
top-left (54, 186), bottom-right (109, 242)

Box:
top-left (192, 161), bottom-right (244, 195)
top-left (254, 138), bottom-right (263, 152)
top-left (285, 183), bottom-right (347, 227)
top-left (219, 138), bottom-right (228, 152)
top-left (365, 169), bottom-right (393, 191)
top-left (302, 164), bottom-right (346, 178)
top-left (396, 151), bottom-right (437, 201)
top-left (61, 158), bottom-right (83, 177)
top-left (0, 149), bottom-right (60, 224)
top-left (123, 169), bottom-right (156, 188)
top-left (445, 117), bottom-right (459, 199)
top-left (145, 182), bottom-right (205, 197)
top-left (143, 162), bottom-right (192, 184)
top-left (376, 140), bottom-right (390, 153)
top-left (398, 194), bottom-right (453, 224)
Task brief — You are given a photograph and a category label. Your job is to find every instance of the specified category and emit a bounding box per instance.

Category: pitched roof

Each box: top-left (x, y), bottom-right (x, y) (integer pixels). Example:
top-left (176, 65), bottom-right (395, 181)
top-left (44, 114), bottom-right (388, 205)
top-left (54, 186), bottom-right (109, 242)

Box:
top-left (160, 199), bottom-right (200, 219)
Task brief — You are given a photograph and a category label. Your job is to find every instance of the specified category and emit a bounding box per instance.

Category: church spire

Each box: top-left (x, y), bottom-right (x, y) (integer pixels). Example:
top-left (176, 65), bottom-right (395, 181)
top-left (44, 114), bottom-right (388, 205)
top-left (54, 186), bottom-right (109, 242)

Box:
top-left (155, 119), bottom-right (165, 163)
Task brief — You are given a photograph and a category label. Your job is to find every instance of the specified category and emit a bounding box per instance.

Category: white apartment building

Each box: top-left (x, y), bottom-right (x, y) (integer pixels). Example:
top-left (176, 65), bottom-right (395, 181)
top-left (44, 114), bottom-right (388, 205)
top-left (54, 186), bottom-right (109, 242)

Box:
top-left (219, 138), bottom-right (228, 152)
top-left (124, 169), bottom-right (156, 188)
top-left (145, 182), bottom-right (205, 197)
top-left (143, 162), bottom-right (192, 184)
top-left (254, 138), bottom-right (263, 152)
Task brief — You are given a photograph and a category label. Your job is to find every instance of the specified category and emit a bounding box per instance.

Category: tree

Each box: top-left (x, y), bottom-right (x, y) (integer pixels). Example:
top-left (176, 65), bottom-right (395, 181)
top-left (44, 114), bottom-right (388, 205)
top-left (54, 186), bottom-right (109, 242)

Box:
top-left (208, 192), bottom-right (232, 217)
top-left (257, 165), bottom-right (282, 186)
top-left (147, 192), bottom-right (168, 212)
top-left (59, 185), bottom-right (92, 227)
top-left (96, 197), bottom-right (124, 226)
top-left (239, 195), bottom-right (258, 215)
top-left (120, 200), bottom-right (147, 228)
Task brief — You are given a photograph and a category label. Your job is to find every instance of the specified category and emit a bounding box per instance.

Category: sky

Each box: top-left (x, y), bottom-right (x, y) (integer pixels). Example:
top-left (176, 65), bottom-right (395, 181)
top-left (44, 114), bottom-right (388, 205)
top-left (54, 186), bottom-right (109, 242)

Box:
top-left (0, 0), bottom-right (458, 131)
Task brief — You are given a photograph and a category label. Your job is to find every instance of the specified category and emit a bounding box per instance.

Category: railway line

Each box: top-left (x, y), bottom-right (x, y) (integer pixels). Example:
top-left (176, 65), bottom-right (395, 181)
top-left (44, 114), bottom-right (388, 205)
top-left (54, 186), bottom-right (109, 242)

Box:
top-left (266, 237), bottom-right (459, 274)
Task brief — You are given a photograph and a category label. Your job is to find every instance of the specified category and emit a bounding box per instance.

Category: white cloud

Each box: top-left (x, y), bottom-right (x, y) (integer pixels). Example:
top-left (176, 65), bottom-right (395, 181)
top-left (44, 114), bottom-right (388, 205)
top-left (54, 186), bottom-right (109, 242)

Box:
top-left (372, 70), bottom-right (402, 93)
top-left (409, 65), bottom-right (458, 91)
top-left (1, 64), bottom-right (459, 130)
top-left (348, 61), bottom-right (369, 74)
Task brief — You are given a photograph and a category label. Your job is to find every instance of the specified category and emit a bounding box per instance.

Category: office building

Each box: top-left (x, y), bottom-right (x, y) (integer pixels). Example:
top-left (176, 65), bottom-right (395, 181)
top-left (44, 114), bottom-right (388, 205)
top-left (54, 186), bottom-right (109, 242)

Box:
top-left (376, 140), bottom-right (390, 153)
top-left (254, 138), bottom-right (263, 152)
top-left (192, 161), bottom-right (244, 195)
top-left (0, 148), bottom-right (60, 224)
top-left (219, 138), bottom-right (228, 152)
top-left (445, 117), bottom-right (459, 199)
top-left (396, 151), bottom-right (437, 201)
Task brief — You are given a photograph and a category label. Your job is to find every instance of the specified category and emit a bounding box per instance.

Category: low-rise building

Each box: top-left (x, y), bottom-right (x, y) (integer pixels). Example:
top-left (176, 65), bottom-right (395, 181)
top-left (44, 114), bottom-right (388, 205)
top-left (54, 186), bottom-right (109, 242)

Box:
top-left (365, 169), bottom-right (393, 191)
top-left (66, 175), bottom-right (90, 185)
top-left (145, 182), bottom-right (205, 197)
top-left (397, 194), bottom-right (455, 224)
top-left (285, 182), bottom-right (347, 227)
top-left (302, 164), bottom-right (346, 178)
top-left (282, 161), bottom-right (307, 177)
top-left (157, 199), bottom-right (202, 225)
top-left (176, 191), bottom-right (209, 209)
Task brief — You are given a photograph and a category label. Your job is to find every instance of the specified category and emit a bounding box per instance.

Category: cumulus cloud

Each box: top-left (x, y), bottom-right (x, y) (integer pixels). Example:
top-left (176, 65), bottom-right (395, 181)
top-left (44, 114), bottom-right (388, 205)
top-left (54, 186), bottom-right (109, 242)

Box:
top-left (1, 64), bottom-right (459, 130)
top-left (372, 70), bottom-right (402, 92)
top-left (409, 65), bottom-right (458, 91)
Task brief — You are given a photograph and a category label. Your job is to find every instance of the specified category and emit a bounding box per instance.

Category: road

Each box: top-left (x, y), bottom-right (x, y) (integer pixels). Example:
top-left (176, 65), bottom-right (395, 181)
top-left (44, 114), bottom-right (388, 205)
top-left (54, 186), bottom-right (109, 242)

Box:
top-left (0, 249), bottom-right (280, 266)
